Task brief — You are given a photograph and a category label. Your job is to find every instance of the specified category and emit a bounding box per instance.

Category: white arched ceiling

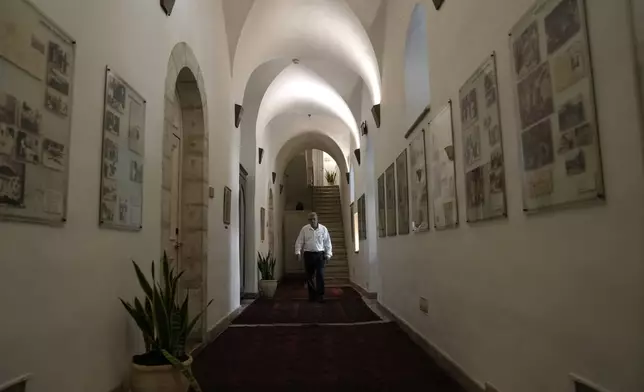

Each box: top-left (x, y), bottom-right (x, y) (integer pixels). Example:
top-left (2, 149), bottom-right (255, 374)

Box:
top-left (275, 131), bottom-right (349, 177)
top-left (267, 114), bottom-right (352, 163)
top-left (232, 0), bottom-right (382, 106)
top-left (257, 65), bottom-right (361, 148)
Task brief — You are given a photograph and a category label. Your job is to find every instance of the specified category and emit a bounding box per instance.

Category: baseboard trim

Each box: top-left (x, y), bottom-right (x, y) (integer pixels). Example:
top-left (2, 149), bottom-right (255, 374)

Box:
top-left (376, 302), bottom-right (484, 392)
top-left (350, 281), bottom-right (377, 299)
top-left (190, 306), bottom-right (244, 357)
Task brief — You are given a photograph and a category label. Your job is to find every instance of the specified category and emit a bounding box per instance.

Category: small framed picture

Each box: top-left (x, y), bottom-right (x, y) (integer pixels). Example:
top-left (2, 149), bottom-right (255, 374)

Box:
top-left (260, 207), bottom-right (266, 241)
top-left (223, 186), bottom-right (231, 225)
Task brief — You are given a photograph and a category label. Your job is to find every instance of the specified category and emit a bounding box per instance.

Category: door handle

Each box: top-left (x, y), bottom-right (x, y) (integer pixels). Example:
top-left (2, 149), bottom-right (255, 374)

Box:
top-left (174, 242), bottom-right (183, 249)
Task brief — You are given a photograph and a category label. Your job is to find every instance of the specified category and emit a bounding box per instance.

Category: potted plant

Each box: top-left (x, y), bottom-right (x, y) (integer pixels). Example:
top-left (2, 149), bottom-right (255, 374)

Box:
top-left (257, 251), bottom-right (277, 297)
top-left (120, 252), bottom-right (212, 392)
top-left (325, 169), bottom-right (337, 185)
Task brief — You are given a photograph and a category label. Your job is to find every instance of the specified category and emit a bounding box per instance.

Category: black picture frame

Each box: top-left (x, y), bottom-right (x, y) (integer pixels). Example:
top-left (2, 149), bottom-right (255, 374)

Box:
top-left (223, 186), bottom-right (231, 225)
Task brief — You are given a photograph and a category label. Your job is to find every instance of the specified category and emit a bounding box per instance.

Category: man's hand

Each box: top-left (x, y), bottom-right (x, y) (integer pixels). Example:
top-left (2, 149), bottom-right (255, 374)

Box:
top-left (296, 253), bottom-right (302, 263)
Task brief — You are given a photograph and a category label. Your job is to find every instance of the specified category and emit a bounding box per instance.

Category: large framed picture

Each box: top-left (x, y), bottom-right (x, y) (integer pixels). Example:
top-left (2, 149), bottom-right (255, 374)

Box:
top-left (385, 163), bottom-right (397, 237)
top-left (510, 0), bottom-right (604, 212)
top-left (409, 129), bottom-right (430, 232)
top-left (260, 207), bottom-right (266, 241)
top-left (396, 149), bottom-right (410, 235)
top-left (0, 0), bottom-right (75, 225)
top-left (377, 174), bottom-right (386, 238)
top-left (428, 103), bottom-right (458, 229)
top-left (99, 68), bottom-right (146, 230)
top-left (358, 194), bottom-right (366, 240)
top-left (459, 54), bottom-right (508, 222)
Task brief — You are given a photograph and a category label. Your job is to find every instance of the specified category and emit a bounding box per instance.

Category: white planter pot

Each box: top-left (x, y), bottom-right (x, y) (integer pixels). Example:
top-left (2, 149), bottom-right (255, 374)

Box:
top-left (259, 280), bottom-right (278, 298)
top-left (130, 356), bottom-right (192, 392)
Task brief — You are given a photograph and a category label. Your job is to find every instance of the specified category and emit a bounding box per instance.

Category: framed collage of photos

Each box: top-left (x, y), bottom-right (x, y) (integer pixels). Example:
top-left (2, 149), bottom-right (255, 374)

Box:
top-left (377, 174), bottom-right (386, 238)
top-left (385, 163), bottom-right (397, 236)
top-left (358, 194), bottom-right (366, 240)
top-left (409, 126), bottom-right (430, 232)
top-left (0, 0), bottom-right (75, 225)
top-left (99, 68), bottom-right (146, 230)
top-left (510, 0), bottom-right (603, 211)
top-left (395, 150), bottom-right (410, 235)
top-left (428, 103), bottom-right (458, 229)
top-left (459, 54), bottom-right (508, 222)
top-left (223, 186), bottom-right (232, 225)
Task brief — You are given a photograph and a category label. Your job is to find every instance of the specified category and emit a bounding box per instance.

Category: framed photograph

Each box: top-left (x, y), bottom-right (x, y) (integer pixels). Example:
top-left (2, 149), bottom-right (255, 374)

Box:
top-left (377, 174), bottom-right (386, 238)
top-left (0, 0), bottom-right (75, 225)
top-left (428, 102), bottom-right (458, 229)
top-left (350, 202), bottom-right (355, 243)
top-left (260, 207), bottom-right (266, 241)
top-left (396, 149), bottom-right (410, 235)
top-left (385, 163), bottom-right (397, 237)
top-left (409, 130), bottom-right (430, 232)
top-left (99, 67), bottom-right (146, 230)
top-left (510, 0), bottom-right (603, 212)
top-left (459, 54), bottom-right (507, 222)
top-left (223, 186), bottom-right (231, 225)
top-left (358, 194), bottom-right (367, 240)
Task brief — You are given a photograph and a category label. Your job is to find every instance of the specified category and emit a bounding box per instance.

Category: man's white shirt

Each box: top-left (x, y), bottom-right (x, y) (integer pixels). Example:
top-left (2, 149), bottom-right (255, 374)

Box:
top-left (295, 224), bottom-right (332, 259)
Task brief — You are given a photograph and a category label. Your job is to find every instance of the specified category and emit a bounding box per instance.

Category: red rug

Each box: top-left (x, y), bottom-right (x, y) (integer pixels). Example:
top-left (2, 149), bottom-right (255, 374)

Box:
top-left (233, 285), bottom-right (380, 324)
top-left (232, 297), bottom-right (381, 324)
top-left (192, 323), bottom-right (465, 391)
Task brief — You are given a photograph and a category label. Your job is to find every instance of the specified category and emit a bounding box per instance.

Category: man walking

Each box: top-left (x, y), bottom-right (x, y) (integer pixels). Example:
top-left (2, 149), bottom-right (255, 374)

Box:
top-left (295, 212), bottom-right (332, 302)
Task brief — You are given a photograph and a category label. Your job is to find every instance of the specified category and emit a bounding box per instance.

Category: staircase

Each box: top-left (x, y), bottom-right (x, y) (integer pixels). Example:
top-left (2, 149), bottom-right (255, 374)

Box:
top-left (312, 186), bottom-right (350, 287)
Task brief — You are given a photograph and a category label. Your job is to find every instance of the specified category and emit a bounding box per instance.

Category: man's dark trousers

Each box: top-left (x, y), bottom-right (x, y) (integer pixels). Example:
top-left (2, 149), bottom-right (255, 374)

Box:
top-left (304, 251), bottom-right (325, 300)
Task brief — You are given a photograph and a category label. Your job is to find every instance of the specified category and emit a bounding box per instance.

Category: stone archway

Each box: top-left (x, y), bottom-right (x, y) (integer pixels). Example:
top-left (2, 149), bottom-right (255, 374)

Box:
top-left (161, 42), bottom-right (209, 340)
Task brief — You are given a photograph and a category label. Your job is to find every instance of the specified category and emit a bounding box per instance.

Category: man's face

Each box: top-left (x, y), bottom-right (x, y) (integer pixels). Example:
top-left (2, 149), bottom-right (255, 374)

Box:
top-left (308, 214), bottom-right (318, 228)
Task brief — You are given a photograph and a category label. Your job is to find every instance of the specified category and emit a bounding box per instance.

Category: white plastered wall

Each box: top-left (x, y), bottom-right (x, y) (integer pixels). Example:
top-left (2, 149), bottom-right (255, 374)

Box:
top-left (0, 0), bottom-right (239, 391)
top-left (351, 0), bottom-right (644, 391)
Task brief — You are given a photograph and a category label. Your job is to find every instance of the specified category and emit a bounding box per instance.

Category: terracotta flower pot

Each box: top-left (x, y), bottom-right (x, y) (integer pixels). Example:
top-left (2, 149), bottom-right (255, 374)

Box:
top-left (259, 279), bottom-right (278, 298)
top-left (130, 356), bottom-right (192, 392)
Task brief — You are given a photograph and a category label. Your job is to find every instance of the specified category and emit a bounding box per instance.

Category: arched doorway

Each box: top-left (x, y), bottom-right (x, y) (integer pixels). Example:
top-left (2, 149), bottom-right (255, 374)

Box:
top-left (239, 165), bottom-right (247, 295)
top-left (161, 43), bottom-right (209, 342)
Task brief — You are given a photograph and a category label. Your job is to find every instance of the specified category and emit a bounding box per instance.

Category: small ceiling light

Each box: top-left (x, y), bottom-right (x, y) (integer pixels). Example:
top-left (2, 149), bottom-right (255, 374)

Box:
top-left (292, 58), bottom-right (300, 64)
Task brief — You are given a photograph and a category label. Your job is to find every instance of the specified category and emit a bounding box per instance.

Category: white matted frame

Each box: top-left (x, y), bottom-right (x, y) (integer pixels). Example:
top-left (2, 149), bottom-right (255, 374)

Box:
top-left (428, 101), bottom-right (459, 229)
top-left (509, 0), bottom-right (604, 212)
top-left (459, 54), bottom-right (508, 222)
top-left (408, 118), bottom-right (431, 233)
top-left (0, 0), bottom-right (75, 226)
top-left (98, 67), bottom-right (146, 231)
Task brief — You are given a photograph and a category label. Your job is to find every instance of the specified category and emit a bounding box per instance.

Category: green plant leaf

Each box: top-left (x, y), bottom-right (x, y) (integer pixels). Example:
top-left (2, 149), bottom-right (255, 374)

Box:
top-left (185, 299), bottom-right (213, 339)
top-left (121, 298), bottom-right (155, 345)
top-left (161, 350), bottom-right (203, 392)
top-left (132, 261), bottom-right (153, 299)
top-left (153, 284), bottom-right (171, 350)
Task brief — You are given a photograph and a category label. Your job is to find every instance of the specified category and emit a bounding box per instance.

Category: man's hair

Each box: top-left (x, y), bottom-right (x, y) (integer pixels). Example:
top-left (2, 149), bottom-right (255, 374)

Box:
top-left (308, 212), bottom-right (318, 219)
